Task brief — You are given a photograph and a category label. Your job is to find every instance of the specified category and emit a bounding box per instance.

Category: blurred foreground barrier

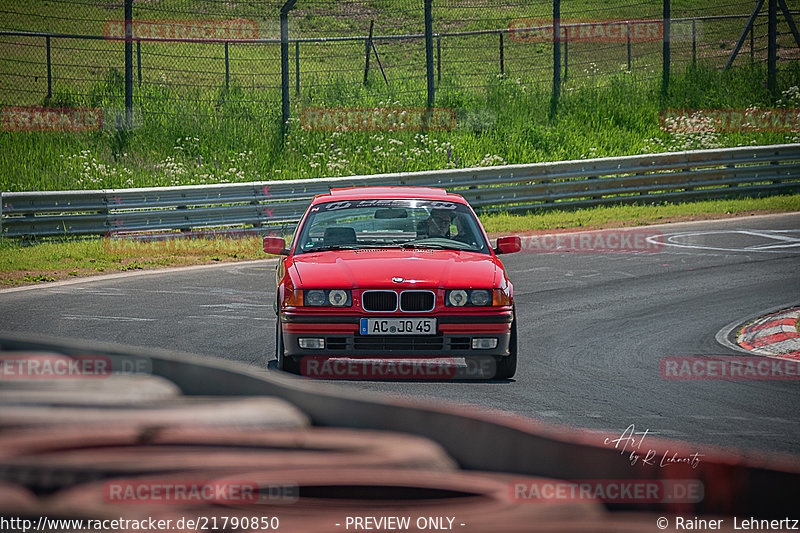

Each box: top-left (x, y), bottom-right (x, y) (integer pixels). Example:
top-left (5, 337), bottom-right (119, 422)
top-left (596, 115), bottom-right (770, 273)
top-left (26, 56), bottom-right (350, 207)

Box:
top-left (1, 331), bottom-right (798, 520)
top-left (2, 144), bottom-right (799, 238)
top-left (0, 426), bottom-right (456, 493)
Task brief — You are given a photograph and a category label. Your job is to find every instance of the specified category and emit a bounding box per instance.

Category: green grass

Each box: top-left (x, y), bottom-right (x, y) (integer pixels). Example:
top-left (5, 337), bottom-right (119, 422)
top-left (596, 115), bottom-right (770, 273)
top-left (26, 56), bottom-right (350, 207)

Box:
top-left (2, 0), bottom-right (799, 192)
top-left (2, 194), bottom-right (798, 287)
top-left (0, 234), bottom-right (268, 286)
top-left (2, 62), bottom-right (799, 192)
top-left (480, 194), bottom-right (800, 233)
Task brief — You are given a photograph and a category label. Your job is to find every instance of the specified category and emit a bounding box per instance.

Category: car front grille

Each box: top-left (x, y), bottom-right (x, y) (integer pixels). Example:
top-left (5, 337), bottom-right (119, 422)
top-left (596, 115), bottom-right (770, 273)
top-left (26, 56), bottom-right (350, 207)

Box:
top-left (354, 335), bottom-right (445, 351)
top-left (362, 291), bottom-right (398, 312)
top-left (399, 291), bottom-right (435, 312)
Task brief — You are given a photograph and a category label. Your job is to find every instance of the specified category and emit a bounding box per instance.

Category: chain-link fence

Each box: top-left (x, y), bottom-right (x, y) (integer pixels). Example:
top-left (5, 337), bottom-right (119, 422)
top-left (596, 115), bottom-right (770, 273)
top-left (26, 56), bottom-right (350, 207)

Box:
top-left (1, 0), bottom-right (799, 128)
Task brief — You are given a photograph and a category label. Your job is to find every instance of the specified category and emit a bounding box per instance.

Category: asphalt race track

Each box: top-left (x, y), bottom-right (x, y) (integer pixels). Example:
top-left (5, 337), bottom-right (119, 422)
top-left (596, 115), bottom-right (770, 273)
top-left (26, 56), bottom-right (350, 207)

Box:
top-left (2, 213), bottom-right (799, 455)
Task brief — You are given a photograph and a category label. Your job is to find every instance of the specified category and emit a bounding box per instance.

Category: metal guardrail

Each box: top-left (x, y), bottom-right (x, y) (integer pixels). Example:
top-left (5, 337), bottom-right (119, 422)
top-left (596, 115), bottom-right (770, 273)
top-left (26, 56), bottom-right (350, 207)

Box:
top-left (2, 144), bottom-right (800, 238)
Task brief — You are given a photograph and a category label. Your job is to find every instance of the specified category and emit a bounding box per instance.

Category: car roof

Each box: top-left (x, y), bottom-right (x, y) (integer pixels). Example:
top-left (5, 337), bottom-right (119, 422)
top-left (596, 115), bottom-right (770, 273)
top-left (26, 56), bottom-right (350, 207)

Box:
top-left (312, 186), bottom-right (466, 204)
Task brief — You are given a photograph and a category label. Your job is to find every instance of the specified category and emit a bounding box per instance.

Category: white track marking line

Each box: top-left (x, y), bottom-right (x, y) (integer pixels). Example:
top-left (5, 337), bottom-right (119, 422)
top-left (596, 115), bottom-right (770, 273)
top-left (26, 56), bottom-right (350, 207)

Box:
top-left (62, 315), bottom-right (156, 322)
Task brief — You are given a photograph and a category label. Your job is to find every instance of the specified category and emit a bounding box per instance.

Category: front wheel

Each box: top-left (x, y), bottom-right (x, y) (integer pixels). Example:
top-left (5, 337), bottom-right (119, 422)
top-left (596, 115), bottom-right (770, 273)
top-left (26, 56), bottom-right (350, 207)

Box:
top-left (275, 319), bottom-right (301, 374)
top-left (492, 309), bottom-right (517, 380)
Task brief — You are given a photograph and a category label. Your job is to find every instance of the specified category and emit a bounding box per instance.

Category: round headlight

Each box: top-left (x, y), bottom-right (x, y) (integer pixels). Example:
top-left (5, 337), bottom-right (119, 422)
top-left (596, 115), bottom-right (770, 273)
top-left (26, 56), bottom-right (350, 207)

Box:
top-left (469, 290), bottom-right (491, 306)
top-left (328, 289), bottom-right (348, 306)
top-left (306, 290), bottom-right (326, 306)
top-left (448, 290), bottom-right (468, 306)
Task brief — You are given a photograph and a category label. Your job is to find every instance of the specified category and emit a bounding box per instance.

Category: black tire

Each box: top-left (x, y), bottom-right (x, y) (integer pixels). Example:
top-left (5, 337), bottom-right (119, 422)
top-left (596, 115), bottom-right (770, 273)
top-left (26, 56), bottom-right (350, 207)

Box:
top-left (493, 308), bottom-right (517, 380)
top-left (275, 318), bottom-right (301, 374)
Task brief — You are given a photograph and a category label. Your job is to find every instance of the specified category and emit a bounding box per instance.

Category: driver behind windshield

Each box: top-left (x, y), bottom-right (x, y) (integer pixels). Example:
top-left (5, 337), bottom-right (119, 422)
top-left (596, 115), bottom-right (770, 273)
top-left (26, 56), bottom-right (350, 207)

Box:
top-left (417, 208), bottom-right (455, 238)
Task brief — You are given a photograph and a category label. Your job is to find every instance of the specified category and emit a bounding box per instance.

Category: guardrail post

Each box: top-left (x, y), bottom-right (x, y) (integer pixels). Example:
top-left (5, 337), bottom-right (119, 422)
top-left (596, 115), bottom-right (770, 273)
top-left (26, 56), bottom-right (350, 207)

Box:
top-left (425, 0), bottom-right (435, 107)
top-left (46, 36), bottom-right (52, 99)
top-left (124, 0), bottom-right (133, 128)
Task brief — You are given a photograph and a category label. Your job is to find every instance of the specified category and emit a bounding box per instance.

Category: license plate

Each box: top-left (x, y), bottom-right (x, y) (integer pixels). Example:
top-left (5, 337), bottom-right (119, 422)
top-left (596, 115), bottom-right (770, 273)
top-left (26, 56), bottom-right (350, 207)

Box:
top-left (360, 318), bottom-right (437, 335)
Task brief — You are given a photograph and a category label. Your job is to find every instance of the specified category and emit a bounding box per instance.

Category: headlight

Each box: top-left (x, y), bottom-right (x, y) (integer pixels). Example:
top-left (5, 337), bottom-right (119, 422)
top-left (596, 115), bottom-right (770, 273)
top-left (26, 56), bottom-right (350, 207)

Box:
top-left (469, 290), bottom-right (491, 306)
top-left (306, 290), bottom-right (326, 306)
top-left (302, 289), bottom-right (352, 307)
top-left (328, 289), bottom-right (348, 306)
top-left (447, 289), bottom-right (468, 307)
top-left (446, 289), bottom-right (507, 307)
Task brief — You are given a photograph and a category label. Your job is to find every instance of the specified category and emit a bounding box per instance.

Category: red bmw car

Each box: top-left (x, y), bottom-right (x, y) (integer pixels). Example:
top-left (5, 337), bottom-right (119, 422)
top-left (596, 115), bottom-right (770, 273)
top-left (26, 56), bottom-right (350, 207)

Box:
top-left (263, 187), bottom-right (521, 379)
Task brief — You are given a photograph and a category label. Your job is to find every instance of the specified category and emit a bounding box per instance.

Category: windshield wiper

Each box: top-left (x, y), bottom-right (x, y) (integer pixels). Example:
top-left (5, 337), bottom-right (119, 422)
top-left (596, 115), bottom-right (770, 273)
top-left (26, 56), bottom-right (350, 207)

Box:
top-left (302, 244), bottom-right (363, 252)
top-left (400, 241), bottom-right (469, 251)
top-left (302, 243), bottom-right (401, 252)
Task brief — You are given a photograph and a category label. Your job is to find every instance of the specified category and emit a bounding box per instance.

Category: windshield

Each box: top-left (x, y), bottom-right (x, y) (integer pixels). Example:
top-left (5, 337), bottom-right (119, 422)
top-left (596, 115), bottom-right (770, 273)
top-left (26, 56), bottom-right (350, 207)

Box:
top-left (293, 199), bottom-right (490, 254)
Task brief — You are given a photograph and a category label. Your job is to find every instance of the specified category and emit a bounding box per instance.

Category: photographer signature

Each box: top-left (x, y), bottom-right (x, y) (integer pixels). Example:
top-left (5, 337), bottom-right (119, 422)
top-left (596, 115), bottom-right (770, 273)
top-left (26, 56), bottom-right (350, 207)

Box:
top-left (603, 424), bottom-right (703, 469)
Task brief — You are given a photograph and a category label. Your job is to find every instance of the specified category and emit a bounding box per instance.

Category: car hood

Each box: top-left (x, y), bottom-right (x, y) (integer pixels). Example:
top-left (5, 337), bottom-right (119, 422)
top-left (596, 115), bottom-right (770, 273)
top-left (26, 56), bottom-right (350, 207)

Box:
top-left (290, 249), bottom-right (501, 289)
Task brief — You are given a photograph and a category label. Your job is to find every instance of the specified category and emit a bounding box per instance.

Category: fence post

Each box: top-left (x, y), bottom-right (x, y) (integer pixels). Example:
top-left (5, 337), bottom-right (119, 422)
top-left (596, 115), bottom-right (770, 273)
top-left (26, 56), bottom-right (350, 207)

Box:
top-left (750, 21), bottom-right (754, 62)
top-left (124, 0), bottom-right (133, 128)
top-left (550, 0), bottom-right (561, 115)
top-left (437, 34), bottom-right (441, 84)
top-left (692, 19), bottom-right (696, 66)
top-left (137, 40), bottom-right (142, 87)
top-left (425, 0), bottom-right (435, 107)
top-left (224, 41), bottom-right (229, 89)
top-left (499, 32), bottom-right (504, 75)
top-left (280, 0), bottom-right (298, 132)
top-left (767, 0), bottom-right (777, 94)
top-left (627, 21), bottom-right (631, 71)
top-left (563, 31), bottom-right (568, 80)
top-left (662, 0), bottom-right (670, 95)
top-left (46, 36), bottom-right (52, 99)
top-left (0, 192), bottom-right (3, 242)
top-left (364, 20), bottom-right (373, 85)
top-left (295, 41), bottom-right (300, 93)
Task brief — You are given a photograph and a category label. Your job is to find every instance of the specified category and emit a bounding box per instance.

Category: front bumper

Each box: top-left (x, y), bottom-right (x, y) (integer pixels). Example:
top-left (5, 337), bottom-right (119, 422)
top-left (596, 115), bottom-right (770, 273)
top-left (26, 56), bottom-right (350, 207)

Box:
top-left (280, 312), bottom-right (513, 358)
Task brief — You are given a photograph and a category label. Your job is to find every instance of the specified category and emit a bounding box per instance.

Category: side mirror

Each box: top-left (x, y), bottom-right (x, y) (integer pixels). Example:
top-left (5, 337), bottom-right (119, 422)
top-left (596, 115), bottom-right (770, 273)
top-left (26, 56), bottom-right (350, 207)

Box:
top-left (263, 236), bottom-right (289, 255)
top-left (495, 236), bottom-right (521, 254)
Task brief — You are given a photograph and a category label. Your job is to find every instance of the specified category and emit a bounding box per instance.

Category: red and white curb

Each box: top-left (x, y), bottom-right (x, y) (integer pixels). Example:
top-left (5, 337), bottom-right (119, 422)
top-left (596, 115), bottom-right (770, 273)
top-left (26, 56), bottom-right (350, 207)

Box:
top-left (737, 306), bottom-right (800, 359)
